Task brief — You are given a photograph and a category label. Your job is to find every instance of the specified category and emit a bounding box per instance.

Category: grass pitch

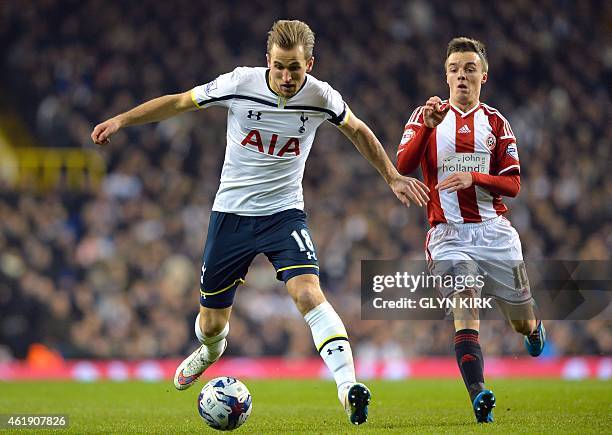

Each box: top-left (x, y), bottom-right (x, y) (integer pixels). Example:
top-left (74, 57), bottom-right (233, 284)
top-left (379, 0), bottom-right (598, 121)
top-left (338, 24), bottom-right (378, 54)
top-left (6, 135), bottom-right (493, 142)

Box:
top-left (1, 379), bottom-right (610, 433)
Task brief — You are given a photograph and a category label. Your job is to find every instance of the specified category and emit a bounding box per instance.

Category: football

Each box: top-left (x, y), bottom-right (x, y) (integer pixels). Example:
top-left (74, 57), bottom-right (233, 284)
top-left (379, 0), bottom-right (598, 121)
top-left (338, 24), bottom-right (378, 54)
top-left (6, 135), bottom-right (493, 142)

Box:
top-left (197, 377), bottom-right (253, 431)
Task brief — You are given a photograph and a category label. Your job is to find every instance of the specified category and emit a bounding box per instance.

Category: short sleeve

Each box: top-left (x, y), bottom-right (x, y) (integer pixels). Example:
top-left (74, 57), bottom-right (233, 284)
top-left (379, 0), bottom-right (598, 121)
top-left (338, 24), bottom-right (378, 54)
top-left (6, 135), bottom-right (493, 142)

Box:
top-left (398, 106), bottom-right (425, 152)
top-left (404, 106), bottom-right (425, 127)
top-left (191, 67), bottom-right (244, 109)
top-left (492, 115), bottom-right (520, 175)
top-left (322, 85), bottom-right (350, 126)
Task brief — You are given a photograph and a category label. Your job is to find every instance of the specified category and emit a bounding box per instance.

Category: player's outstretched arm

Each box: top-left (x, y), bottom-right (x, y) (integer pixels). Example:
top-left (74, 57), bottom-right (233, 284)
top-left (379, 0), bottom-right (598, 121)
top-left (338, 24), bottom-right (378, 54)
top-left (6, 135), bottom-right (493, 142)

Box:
top-left (91, 91), bottom-right (198, 145)
top-left (339, 112), bottom-right (429, 207)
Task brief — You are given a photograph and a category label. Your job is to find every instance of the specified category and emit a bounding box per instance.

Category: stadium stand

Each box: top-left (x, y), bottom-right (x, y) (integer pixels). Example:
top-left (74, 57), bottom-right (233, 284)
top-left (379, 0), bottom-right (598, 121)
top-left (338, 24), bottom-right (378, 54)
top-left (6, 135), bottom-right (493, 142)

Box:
top-left (0, 0), bottom-right (609, 363)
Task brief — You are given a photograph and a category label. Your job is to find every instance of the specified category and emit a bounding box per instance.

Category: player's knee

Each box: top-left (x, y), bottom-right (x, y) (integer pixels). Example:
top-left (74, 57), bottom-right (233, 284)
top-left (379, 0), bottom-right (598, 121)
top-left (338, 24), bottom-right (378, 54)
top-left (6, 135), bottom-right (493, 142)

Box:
top-left (511, 319), bottom-right (535, 335)
top-left (287, 275), bottom-right (326, 315)
top-left (454, 319), bottom-right (480, 332)
top-left (298, 290), bottom-right (325, 313)
top-left (451, 289), bottom-right (480, 329)
top-left (461, 288), bottom-right (479, 299)
top-left (200, 313), bottom-right (228, 337)
top-left (201, 321), bottom-right (226, 338)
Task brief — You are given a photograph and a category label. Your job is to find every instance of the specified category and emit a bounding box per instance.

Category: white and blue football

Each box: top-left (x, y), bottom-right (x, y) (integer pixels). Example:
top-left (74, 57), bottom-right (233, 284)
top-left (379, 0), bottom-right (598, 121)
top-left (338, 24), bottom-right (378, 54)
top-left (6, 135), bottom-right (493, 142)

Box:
top-left (197, 377), bottom-right (252, 431)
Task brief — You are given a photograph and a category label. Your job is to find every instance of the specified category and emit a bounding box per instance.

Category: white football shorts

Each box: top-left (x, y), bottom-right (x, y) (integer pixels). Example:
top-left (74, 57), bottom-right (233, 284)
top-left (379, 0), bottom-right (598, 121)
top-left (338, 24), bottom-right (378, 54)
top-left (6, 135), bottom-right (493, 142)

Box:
top-left (425, 215), bottom-right (532, 304)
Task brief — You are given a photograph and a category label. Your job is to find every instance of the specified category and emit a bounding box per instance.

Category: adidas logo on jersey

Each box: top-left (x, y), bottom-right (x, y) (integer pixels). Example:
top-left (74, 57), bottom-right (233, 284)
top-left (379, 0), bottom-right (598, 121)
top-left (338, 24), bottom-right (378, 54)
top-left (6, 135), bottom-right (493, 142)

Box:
top-left (458, 124), bottom-right (471, 134)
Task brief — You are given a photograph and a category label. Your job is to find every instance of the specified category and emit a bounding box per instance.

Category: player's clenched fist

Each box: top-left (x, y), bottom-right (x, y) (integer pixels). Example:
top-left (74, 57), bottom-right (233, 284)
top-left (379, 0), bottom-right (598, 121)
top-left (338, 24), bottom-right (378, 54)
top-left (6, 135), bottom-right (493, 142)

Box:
top-left (422, 96), bottom-right (450, 128)
top-left (91, 118), bottom-right (122, 145)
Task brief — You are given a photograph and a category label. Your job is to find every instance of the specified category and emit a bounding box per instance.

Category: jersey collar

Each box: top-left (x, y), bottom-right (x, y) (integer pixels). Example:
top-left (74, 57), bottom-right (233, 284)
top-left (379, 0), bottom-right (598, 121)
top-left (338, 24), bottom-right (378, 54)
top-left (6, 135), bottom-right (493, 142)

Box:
top-left (450, 101), bottom-right (481, 118)
top-left (265, 69), bottom-right (308, 107)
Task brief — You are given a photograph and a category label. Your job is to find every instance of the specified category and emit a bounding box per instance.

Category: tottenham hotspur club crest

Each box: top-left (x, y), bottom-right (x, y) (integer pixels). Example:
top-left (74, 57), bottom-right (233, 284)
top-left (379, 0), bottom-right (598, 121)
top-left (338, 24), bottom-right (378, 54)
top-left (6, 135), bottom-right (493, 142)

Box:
top-left (299, 112), bottom-right (308, 133)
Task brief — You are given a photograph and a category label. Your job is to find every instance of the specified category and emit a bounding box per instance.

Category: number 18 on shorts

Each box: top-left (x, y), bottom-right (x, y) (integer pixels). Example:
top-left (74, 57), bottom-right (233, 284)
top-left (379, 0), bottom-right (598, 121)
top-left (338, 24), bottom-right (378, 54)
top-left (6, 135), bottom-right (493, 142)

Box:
top-left (199, 209), bottom-right (320, 308)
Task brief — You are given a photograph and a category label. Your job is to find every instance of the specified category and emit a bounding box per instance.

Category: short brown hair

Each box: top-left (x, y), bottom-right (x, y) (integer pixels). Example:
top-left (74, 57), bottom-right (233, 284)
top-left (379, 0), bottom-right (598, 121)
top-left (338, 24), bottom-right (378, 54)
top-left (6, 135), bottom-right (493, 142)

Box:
top-left (446, 37), bottom-right (488, 73)
top-left (267, 20), bottom-right (315, 59)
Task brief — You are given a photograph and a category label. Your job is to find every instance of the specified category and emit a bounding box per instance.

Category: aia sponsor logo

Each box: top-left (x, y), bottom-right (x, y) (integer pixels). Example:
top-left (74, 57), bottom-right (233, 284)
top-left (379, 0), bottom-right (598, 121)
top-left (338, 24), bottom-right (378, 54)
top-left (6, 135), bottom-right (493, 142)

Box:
top-left (241, 130), bottom-right (300, 156)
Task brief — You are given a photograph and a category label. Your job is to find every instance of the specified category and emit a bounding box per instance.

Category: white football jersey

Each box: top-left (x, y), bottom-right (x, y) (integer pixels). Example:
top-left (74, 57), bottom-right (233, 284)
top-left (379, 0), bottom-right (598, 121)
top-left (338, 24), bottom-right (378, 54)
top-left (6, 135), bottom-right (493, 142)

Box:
top-left (191, 67), bottom-right (349, 216)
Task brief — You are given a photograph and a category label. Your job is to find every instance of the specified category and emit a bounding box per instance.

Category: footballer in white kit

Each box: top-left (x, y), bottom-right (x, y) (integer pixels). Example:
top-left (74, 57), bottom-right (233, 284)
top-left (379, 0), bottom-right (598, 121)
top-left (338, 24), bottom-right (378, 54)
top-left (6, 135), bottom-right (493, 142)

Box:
top-left (193, 66), bottom-right (348, 216)
top-left (397, 37), bottom-right (546, 424)
top-left (92, 20), bottom-right (429, 426)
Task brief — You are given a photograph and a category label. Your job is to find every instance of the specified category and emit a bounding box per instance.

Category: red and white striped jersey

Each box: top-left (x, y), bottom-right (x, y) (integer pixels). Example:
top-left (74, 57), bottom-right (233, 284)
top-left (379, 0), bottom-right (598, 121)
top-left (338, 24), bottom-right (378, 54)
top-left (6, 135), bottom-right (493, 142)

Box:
top-left (398, 101), bottom-right (520, 226)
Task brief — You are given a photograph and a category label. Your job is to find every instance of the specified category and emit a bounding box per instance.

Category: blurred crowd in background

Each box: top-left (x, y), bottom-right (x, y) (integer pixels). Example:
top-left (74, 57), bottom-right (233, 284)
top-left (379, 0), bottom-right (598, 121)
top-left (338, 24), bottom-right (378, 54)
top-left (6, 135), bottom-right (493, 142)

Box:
top-left (0, 0), bottom-right (610, 363)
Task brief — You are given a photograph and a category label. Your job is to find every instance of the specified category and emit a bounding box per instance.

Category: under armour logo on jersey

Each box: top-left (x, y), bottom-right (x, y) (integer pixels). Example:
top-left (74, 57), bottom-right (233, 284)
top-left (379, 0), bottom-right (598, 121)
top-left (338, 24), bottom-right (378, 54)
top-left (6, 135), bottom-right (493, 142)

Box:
top-left (247, 110), bottom-right (262, 120)
top-left (458, 124), bottom-right (471, 134)
top-left (298, 113), bottom-right (309, 133)
top-left (327, 345), bottom-right (344, 355)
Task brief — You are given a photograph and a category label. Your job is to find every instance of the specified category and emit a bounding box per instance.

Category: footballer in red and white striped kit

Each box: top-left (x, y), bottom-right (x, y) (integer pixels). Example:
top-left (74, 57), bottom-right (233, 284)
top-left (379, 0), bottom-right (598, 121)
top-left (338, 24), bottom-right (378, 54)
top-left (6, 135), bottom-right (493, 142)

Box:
top-left (399, 100), bottom-right (519, 225)
top-left (396, 37), bottom-right (546, 424)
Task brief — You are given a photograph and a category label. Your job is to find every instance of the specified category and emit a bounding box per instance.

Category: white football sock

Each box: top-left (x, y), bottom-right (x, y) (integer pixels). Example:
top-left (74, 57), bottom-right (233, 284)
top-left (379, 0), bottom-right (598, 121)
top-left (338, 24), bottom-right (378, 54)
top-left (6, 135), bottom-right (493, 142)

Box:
top-left (304, 301), bottom-right (356, 402)
top-left (195, 313), bottom-right (229, 361)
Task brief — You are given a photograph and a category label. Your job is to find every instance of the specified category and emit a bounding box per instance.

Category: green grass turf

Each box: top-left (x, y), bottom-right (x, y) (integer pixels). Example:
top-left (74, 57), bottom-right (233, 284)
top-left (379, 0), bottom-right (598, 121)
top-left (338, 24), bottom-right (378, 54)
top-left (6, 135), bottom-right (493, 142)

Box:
top-left (0, 379), bottom-right (610, 434)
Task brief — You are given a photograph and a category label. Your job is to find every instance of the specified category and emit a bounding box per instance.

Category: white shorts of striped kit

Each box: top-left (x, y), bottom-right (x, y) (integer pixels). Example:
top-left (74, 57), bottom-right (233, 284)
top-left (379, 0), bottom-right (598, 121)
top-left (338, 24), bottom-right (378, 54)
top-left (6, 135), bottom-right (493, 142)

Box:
top-left (425, 215), bottom-right (532, 304)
